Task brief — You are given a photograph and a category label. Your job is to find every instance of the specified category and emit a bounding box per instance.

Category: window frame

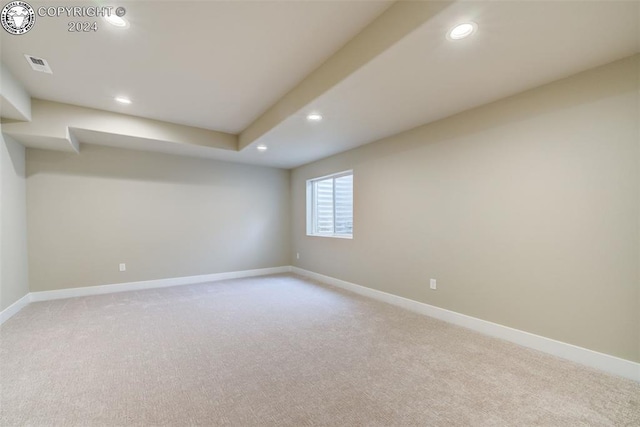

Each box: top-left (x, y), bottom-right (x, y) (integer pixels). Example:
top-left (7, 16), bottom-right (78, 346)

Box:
top-left (306, 170), bottom-right (353, 239)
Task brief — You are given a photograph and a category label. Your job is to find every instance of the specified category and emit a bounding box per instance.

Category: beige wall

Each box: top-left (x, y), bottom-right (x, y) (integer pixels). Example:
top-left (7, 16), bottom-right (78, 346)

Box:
top-left (0, 131), bottom-right (29, 311)
top-left (27, 145), bottom-right (290, 292)
top-left (291, 55), bottom-right (640, 362)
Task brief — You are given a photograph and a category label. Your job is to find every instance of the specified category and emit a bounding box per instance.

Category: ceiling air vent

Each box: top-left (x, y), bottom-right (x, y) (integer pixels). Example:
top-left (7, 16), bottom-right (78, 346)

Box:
top-left (24, 54), bottom-right (52, 74)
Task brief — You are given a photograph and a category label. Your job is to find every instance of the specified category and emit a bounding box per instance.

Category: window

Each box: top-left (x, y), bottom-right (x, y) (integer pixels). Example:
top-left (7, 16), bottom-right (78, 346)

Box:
top-left (307, 171), bottom-right (353, 238)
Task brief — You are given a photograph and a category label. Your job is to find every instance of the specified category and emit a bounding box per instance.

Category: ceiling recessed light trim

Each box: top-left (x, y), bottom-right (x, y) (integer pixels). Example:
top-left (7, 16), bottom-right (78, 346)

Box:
top-left (256, 144), bottom-right (268, 152)
top-left (447, 22), bottom-right (477, 40)
top-left (306, 113), bottom-right (323, 122)
top-left (105, 14), bottom-right (129, 28)
top-left (115, 96), bottom-right (132, 104)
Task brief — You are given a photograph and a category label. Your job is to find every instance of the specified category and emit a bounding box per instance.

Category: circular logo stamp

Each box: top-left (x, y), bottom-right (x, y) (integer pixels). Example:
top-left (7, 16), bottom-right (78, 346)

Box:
top-left (1, 1), bottom-right (35, 35)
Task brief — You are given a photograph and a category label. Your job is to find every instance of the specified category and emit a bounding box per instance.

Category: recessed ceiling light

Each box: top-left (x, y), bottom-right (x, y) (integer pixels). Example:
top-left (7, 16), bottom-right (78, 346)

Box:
top-left (256, 144), bottom-right (268, 152)
top-left (307, 113), bottom-right (323, 122)
top-left (115, 96), bottom-right (131, 104)
top-left (105, 14), bottom-right (129, 28)
top-left (448, 22), bottom-right (477, 40)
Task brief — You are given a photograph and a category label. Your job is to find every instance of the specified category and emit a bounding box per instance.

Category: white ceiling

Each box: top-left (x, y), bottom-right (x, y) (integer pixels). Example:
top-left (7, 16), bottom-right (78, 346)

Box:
top-left (0, 0), bottom-right (392, 133)
top-left (257, 0), bottom-right (640, 167)
top-left (1, 1), bottom-right (639, 169)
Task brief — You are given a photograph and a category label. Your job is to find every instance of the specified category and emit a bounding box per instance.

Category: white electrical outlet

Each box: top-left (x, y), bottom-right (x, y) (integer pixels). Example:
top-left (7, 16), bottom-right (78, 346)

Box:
top-left (119, 263), bottom-right (126, 272)
top-left (296, 252), bottom-right (300, 260)
top-left (430, 279), bottom-right (437, 290)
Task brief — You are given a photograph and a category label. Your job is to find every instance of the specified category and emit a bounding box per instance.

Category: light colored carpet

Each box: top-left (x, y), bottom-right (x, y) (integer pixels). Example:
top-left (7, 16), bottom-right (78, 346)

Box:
top-left (1, 274), bottom-right (638, 426)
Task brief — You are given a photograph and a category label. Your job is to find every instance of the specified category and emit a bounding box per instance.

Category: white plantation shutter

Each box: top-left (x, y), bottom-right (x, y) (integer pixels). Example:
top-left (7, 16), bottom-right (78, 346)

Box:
top-left (308, 171), bottom-right (353, 237)
top-left (334, 175), bottom-right (353, 235)
top-left (314, 178), bottom-right (334, 234)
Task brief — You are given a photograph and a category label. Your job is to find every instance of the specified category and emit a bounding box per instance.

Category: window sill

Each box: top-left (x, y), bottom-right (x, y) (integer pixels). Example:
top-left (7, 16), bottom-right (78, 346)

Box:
top-left (307, 234), bottom-right (353, 240)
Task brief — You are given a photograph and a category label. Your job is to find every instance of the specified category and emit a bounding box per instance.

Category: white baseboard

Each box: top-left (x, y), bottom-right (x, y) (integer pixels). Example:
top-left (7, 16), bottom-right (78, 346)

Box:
top-left (30, 266), bottom-right (292, 302)
top-left (291, 267), bottom-right (640, 383)
top-left (1, 266), bottom-right (292, 324)
top-left (0, 293), bottom-right (31, 325)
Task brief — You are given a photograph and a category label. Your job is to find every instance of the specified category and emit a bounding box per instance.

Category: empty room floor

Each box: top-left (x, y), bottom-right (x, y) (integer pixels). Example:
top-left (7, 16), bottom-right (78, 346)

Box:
top-left (1, 274), bottom-right (638, 426)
